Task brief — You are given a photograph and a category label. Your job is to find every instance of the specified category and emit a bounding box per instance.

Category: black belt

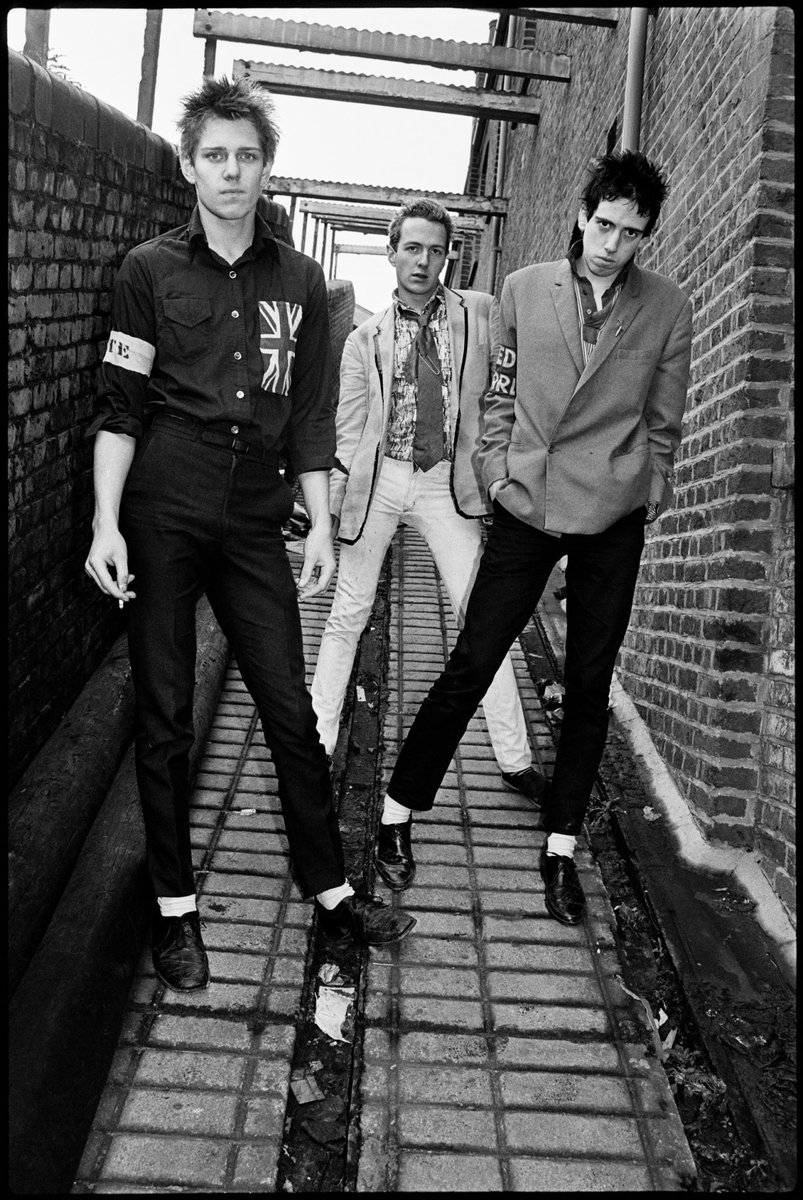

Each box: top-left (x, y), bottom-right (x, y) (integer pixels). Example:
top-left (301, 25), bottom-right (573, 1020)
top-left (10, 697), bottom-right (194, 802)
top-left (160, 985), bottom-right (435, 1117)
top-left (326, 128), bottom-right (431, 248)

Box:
top-left (151, 412), bottom-right (276, 461)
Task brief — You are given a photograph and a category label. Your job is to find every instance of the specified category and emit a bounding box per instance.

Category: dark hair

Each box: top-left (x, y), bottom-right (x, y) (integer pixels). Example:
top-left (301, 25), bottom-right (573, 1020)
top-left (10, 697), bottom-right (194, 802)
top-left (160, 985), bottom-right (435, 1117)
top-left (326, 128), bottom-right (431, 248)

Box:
top-left (178, 76), bottom-right (280, 165)
top-left (581, 150), bottom-right (669, 236)
top-left (388, 198), bottom-right (454, 251)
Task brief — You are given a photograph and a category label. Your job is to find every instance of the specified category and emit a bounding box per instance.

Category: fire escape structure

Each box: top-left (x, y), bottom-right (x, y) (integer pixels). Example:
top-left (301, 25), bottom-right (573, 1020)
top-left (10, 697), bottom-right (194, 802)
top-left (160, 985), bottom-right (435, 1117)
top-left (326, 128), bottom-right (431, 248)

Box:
top-left (192, 8), bottom-right (619, 287)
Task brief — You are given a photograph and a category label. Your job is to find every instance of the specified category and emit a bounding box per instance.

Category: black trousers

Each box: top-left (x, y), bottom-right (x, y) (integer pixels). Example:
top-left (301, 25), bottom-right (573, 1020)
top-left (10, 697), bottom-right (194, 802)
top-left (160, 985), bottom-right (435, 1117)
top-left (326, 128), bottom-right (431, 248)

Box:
top-left (388, 500), bottom-right (646, 834)
top-left (120, 418), bottom-right (345, 898)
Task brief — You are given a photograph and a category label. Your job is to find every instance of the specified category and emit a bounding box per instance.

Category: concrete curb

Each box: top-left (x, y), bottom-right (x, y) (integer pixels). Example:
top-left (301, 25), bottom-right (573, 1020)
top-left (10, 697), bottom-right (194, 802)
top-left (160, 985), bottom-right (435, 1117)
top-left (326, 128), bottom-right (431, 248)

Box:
top-left (608, 677), bottom-right (797, 983)
top-left (8, 597), bottom-right (229, 1196)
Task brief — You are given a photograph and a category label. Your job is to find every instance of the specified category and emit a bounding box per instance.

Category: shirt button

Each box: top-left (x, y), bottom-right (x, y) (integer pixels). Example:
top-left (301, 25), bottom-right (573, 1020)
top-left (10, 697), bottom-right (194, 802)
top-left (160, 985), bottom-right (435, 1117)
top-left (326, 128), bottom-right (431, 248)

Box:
top-left (231, 424), bottom-right (239, 434)
top-left (233, 351), bottom-right (242, 361)
top-left (229, 270), bottom-right (237, 279)
top-left (231, 310), bottom-right (239, 318)
top-left (235, 391), bottom-right (245, 400)
top-left (547, 445), bottom-right (555, 454)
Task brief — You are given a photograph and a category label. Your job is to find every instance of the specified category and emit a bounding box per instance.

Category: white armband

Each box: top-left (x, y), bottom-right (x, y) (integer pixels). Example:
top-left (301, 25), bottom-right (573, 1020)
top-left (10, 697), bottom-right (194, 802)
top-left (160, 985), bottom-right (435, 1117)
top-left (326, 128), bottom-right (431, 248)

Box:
top-left (103, 330), bottom-right (156, 376)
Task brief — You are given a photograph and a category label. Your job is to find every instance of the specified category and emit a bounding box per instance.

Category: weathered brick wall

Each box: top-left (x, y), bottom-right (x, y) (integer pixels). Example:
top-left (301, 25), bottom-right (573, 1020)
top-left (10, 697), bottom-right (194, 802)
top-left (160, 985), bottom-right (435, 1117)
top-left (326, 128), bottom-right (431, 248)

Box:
top-left (8, 50), bottom-right (357, 791)
top-left (8, 49), bottom-right (194, 787)
top-left (467, 8), bottom-right (795, 916)
top-left (326, 278), bottom-right (356, 411)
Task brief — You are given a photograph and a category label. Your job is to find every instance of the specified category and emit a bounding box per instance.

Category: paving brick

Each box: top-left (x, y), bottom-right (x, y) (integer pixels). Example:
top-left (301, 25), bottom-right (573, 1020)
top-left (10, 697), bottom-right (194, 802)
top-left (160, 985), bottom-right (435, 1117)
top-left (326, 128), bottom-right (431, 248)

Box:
top-left (487, 970), bottom-right (606, 1006)
top-left (381, 936), bottom-right (479, 967)
top-left (398, 1104), bottom-right (498, 1149)
top-left (504, 1111), bottom-right (645, 1157)
top-left (99, 1133), bottom-right (229, 1186)
top-left (491, 1001), bottom-right (611, 1037)
top-left (250, 1056), bottom-right (292, 1095)
top-left (397, 996), bottom-right (485, 1029)
top-left (209, 850), bottom-right (289, 875)
top-left (202, 922), bottom-right (275, 954)
top-left (508, 1156), bottom-right (653, 1190)
top-left (148, 1014), bottom-right (253, 1052)
top-left (498, 1069), bottom-right (634, 1112)
top-left (493, 1034), bottom-right (624, 1074)
top-left (398, 910), bottom-right (475, 939)
top-left (398, 1150), bottom-right (504, 1191)
top-left (397, 1065), bottom-right (494, 1106)
top-left (232, 1142), bottom-right (281, 1189)
top-left (118, 1088), bottom-right (239, 1136)
top-left (133, 1050), bottom-right (247, 1091)
top-left (203, 871), bottom-right (286, 899)
top-left (243, 1094), bottom-right (287, 1136)
top-left (161, 981), bottom-right (261, 1012)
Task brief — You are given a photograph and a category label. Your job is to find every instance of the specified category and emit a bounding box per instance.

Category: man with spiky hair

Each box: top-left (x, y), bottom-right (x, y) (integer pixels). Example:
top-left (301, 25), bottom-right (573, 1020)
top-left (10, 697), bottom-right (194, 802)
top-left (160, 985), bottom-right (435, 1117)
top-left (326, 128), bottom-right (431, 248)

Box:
top-left (380, 152), bottom-right (693, 927)
top-left (311, 197), bottom-right (545, 894)
top-left (85, 77), bottom-right (415, 992)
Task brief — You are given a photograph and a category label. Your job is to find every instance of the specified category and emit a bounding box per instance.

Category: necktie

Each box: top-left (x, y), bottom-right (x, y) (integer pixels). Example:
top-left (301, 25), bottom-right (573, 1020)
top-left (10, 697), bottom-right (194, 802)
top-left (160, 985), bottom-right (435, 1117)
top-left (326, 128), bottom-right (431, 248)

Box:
top-left (409, 308), bottom-right (444, 472)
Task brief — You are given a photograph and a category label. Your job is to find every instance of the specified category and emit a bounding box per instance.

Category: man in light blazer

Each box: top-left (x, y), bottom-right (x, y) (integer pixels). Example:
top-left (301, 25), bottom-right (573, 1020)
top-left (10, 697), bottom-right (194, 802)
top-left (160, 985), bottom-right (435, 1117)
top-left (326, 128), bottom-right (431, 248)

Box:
top-left (380, 152), bottom-right (693, 925)
top-left (311, 198), bottom-right (544, 890)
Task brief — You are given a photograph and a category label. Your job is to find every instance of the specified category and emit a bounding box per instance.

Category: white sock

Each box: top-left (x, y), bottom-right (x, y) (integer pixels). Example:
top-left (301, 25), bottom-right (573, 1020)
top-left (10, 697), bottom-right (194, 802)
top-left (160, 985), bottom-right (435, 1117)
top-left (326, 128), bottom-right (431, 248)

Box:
top-left (382, 795), bottom-right (412, 825)
top-left (316, 880), bottom-right (355, 910)
top-left (546, 833), bottom-right (577, 858)
top-left (158, 894), bottom-right (197, 918)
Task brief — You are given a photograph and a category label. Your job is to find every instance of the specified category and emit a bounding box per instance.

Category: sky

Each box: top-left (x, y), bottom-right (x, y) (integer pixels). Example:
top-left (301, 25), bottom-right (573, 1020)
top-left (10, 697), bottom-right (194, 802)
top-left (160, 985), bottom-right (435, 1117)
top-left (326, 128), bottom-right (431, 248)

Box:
top-left (7, 6), bottom-right (495, 311)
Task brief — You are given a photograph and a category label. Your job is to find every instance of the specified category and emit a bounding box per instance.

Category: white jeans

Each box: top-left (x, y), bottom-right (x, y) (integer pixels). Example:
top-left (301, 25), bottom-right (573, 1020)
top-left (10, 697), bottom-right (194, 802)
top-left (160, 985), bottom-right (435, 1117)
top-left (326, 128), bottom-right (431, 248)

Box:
top-left (311, 457), bottom-right (531, 771)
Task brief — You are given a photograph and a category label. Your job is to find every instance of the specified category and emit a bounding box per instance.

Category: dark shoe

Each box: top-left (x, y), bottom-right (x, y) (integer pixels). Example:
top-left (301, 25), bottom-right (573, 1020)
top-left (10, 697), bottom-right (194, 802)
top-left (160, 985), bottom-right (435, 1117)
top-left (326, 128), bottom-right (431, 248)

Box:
top-left (375, 820), bottom-right (416, 891)
top-left (539, 846), bottom-right (585, 925)
top-left (152, 911), bottom-right (210, 991)
top-left (316, 892), bottom-right (416, 945)
top-left (501, 765), bottom-right (548, 809)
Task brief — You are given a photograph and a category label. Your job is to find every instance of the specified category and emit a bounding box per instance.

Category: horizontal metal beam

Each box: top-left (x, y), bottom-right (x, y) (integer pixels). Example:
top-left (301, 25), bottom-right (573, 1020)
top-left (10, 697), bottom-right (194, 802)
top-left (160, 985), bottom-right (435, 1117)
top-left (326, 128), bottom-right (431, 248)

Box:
top-left (265, 177), bottom-right (508, 216)
top-left (334, 244), bottom-right (389, 256)
top-left (234, 61), bottom-right (541, 124)
top-left (460, 6), bottom-right (618, 27)
top-left (299, 200), bottom-right (488, 235)
top-left (194, 10), bottom-right (570, 81)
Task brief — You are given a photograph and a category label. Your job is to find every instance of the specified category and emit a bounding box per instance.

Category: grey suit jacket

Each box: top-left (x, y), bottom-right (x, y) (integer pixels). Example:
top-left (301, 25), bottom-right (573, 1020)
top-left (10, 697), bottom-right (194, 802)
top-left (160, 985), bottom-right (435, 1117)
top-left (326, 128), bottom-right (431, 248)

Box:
top-left (331, 287), bottom-right (499, 543)
top-left (482, 258), bottom-right (693, 535)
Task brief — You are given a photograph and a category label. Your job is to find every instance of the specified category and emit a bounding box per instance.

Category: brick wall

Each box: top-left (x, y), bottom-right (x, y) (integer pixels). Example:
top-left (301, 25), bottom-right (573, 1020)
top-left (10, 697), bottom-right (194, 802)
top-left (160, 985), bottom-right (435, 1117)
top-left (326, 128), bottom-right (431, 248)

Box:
top-left (8, 50), bottom-right (357, 790)
top-left (326, 278), bottom-right (356, 411)
top-left (463, 8), bottom-right (795, 917)
top-left (8, 49), bottom-right (194, 787)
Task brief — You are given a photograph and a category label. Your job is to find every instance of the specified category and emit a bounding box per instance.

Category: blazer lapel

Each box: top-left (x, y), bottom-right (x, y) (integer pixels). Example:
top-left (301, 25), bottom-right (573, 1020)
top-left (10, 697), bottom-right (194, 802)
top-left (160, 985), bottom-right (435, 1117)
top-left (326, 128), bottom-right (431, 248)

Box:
top-left (444, 288), bottom-right (466, 424)
top-left (574, 264), bottom-right (645, 391)
top-left (549, 263), bottom-right (584, 376)
top-left (372, 307), bottom-right (396, 418)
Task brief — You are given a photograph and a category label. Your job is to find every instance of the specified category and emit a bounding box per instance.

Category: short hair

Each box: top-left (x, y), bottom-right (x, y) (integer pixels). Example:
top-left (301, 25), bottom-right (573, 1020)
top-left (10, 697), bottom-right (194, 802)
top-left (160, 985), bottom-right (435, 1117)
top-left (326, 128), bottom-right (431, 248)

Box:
top-left (581, 150), bottom-right (669, 236)
top-left (177, 75), bottom-right (280, 165)
top-left (388, 198), bottom-right (454, 251)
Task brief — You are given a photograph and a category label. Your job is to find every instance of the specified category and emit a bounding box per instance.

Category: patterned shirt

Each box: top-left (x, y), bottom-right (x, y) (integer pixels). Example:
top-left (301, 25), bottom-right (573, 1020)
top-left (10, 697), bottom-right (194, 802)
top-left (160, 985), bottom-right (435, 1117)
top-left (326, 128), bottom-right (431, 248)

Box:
top-left (567, 241), bottom-right (629, 367)
top-left (385, 286), bottom-right (453, 462)
top-left (89, 207), bottom-right (334, 474)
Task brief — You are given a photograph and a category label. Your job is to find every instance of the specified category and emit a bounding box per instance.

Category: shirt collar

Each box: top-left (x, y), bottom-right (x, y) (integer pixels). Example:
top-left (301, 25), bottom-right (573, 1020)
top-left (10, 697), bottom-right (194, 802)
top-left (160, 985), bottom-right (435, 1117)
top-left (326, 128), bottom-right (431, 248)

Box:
top-left (567, 239), bottom-right (632, 290)
top-left (393, 283), bottom-right (444, 321)
top-left (187, 206), bottom-right (278, 259)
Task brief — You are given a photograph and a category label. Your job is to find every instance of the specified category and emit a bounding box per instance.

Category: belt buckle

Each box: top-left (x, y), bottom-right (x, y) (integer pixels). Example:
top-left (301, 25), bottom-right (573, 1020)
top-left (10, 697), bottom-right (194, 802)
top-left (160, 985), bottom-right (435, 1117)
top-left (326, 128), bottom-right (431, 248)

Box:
top-left (231, 436), bottom-right (250, 455)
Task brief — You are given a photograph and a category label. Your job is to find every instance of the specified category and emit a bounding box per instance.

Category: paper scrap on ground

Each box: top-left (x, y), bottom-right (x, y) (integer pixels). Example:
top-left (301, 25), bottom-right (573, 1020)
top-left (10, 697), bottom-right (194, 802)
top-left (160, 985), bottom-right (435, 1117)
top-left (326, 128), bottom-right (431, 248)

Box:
top-left (314, 963), bottom-right (355, 1043)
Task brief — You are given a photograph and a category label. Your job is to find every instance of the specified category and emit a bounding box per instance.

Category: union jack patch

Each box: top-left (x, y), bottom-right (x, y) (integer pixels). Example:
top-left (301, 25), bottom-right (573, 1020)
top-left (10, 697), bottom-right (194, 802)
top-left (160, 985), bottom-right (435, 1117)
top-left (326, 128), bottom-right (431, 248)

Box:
top-left (259, 300), bottom-right (303, 395)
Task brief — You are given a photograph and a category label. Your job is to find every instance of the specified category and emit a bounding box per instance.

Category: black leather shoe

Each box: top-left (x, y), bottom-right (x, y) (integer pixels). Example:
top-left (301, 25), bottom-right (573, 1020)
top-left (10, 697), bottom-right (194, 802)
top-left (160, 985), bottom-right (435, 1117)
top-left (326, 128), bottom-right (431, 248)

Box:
top-left (375, 820), bottom-right (416, 891)
top-left (501, 765), bottom-right (548, 809)
top-left (316, 892), bottom-right (416, 945)
top-left (539, 846), bottom-right (585, 925)
top-left (152, 911), bottom-right (210, 991)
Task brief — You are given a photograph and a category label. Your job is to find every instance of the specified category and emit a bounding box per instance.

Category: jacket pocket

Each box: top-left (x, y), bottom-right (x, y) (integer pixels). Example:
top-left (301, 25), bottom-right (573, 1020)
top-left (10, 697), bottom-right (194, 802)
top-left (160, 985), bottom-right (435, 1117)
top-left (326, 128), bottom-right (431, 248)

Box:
top-left (157, 298), bottom-right (214, 361)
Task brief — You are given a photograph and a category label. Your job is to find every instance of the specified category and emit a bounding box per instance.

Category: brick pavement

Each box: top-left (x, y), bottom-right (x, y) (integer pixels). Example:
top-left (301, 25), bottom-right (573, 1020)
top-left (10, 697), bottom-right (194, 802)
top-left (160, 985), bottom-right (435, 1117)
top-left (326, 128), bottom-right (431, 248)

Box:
top-left (72, 526), bottom-right (695, 1192)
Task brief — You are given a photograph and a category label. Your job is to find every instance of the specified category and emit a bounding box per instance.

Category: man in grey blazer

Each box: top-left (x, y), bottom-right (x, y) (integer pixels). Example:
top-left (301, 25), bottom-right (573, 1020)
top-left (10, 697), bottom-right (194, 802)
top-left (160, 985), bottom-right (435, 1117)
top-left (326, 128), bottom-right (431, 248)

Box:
top-left (380, 152), bottom-right (693, 925)
top-left (311, 198), bottom-right (544, 890)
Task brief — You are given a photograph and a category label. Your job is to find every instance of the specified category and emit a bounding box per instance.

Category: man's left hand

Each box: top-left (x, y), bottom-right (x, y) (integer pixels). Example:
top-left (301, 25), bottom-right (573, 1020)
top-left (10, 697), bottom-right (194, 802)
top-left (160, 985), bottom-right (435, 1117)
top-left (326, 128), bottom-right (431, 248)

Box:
top-left (297, 524), bottom-right (336, 599)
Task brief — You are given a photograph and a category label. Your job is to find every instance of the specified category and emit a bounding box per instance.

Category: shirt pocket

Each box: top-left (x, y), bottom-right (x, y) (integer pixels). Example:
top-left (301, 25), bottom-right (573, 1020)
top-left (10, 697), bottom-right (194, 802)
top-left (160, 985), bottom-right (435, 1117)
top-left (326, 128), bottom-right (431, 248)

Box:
top-left (157, 297), bottom-right (214, 362)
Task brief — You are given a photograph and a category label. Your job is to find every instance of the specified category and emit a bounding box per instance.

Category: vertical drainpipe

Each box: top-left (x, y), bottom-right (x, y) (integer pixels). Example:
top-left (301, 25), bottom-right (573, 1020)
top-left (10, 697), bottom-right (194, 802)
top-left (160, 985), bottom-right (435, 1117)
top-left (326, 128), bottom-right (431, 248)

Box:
top-left (622, 8), bottom-right (649, 152)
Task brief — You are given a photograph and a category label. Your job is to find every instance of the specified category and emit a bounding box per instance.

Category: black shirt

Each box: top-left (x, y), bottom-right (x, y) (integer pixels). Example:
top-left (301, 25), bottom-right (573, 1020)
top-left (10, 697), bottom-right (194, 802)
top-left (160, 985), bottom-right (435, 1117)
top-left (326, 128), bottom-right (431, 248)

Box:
top-left (90, 208), bottom-right (334, 473)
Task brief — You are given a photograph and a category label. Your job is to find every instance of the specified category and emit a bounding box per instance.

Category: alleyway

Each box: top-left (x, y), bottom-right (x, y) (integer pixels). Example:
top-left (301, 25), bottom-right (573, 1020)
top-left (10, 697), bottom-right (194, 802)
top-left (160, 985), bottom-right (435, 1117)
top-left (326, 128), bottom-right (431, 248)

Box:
top-left (72, 526), bottom-right (695, 1192)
